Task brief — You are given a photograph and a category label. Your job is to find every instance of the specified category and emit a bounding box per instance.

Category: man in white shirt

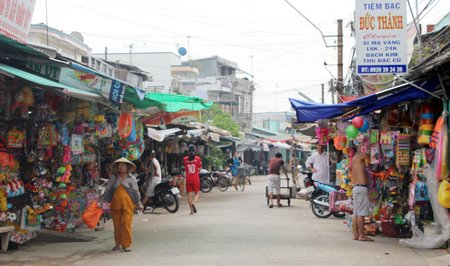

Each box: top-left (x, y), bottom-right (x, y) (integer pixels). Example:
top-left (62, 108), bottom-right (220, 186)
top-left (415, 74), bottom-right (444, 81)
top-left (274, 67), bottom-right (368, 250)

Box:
top-left (141, 150), bottom-right (162, 208)
top-left (305, 145), bottom-right (329, 183)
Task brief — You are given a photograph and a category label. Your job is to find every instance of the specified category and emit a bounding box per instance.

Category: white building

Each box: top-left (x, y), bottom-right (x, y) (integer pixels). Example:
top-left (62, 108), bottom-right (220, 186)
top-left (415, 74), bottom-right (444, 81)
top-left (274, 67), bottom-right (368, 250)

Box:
top-left (92, 52), bottom-right (181, 93)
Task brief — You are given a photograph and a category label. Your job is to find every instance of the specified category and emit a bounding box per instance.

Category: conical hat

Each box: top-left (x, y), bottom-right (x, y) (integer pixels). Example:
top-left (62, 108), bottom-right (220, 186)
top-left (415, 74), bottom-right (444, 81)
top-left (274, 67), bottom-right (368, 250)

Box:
top-left (112, 157), bottom-right (136, 173)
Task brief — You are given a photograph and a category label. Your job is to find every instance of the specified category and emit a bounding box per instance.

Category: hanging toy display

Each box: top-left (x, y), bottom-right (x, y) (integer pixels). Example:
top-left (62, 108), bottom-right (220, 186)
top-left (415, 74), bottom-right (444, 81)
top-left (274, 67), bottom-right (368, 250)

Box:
top-left (345, 125), bottom-right (359, 140)
top-left (417, 103), bottom-right (434, 145)
top-left (315, 127), bottom-right (330, 145)
top-left (314, 120), bottom-right (330, 145)
top-left (118, 112), bottom-right (133, 138)
top-left (333, 135), bottom-right (347, 151)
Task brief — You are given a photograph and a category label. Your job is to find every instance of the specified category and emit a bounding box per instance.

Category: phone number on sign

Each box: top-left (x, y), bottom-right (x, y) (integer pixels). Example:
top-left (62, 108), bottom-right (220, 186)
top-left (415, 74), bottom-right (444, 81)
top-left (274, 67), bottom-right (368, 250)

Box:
top-left (358, 65), bottom-right (406, 74)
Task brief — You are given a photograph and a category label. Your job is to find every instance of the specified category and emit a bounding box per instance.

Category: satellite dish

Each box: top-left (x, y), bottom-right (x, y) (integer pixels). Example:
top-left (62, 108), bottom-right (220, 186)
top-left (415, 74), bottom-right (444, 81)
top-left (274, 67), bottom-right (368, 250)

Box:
top-left (70, 31), bottom-right (84, 42)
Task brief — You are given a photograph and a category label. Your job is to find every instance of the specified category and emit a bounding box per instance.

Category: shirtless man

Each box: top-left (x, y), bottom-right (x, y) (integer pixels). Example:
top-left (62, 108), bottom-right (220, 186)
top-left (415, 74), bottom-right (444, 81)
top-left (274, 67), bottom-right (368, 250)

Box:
top-left (350, 145), bottom-right (374, 242)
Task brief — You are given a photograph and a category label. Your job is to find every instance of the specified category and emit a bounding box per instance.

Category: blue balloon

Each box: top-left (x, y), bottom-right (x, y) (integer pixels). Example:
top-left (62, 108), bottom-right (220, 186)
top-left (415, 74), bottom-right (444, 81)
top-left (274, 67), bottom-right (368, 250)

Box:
top-left (359, 120), bottom-right (370, 132)
top-left (178, 47), bottom-right (187, 56)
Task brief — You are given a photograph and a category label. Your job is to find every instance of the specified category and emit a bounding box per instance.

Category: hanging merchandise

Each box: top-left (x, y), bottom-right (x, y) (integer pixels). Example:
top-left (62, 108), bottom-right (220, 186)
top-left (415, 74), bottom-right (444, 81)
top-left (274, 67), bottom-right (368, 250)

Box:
top-left (346, 125), bottom-right (359, 140)
top-left (396, 134), bottom-right (411, 167)
top-left (438, 178), bottom-right (450, 208)
top-left (7, 127), bottom-right (26, 148)
top-left (430, 112), bottom-right (449, 180)
top-left (71, 134), bottom-right (84, 155)
top-left (417, 104), bottom-right (434, 145)
top-left (37, 124), bottom-right (58, 147)
top-left (118, 112), bottom-right (133, 138)
top-left (333, 135), bottom-right (347, 151)
top-left (315, 120), bottom-right (330, 145)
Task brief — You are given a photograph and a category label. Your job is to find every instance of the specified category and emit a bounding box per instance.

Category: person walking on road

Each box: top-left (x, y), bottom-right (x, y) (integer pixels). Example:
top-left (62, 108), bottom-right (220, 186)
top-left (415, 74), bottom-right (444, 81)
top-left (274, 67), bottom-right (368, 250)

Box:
top-left (100, 157), bottom-right (143, 252)
top-left (228, 151), bottom-right (242, 191)
top-left (184, 144), bottom-right (202, 215)
top-left (350, 145), bottom-right (374, 242)
top-left (267, 153), bottom-right (289, 208)
top-left (289, 153), bottom-right (299, 186)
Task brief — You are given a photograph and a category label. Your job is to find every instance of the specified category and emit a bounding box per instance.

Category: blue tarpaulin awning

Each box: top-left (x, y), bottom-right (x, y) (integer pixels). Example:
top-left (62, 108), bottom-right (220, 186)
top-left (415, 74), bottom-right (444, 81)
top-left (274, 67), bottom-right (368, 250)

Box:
top-left (290, 77), bottom-right (440, 123)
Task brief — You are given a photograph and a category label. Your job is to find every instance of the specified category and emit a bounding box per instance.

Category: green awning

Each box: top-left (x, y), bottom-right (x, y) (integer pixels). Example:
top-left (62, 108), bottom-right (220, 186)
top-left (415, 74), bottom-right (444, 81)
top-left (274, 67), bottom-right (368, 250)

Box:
top-left (123, 87), bottom-right (213, 112)
top-left (0, 63), bottom-right (102, 101)
top-left (0, 34), bottom-right (48, 59)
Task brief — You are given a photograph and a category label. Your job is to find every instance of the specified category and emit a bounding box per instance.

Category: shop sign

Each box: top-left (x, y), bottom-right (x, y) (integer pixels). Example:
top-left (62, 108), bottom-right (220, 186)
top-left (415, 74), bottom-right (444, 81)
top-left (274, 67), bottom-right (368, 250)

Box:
top-left (0, 0), bottom-right (36, 43)
top-left (142, 110), bottom-right (200, 126)
top-left (59, 67), bottom-right (124, 107)
top-left (355, 0), bottom-right (407, 75)
top-left (25, 61), bottom-right (61, 80)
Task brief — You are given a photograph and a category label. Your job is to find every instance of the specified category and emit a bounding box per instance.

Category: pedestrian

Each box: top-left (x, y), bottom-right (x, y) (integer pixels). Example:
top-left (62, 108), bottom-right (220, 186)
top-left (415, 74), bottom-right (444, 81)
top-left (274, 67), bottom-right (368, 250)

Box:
top-left (99, 157), bottom-right (143, 252)
top-left (289, 153), bottom-right (299, 186)
top-left (228, 151), bottom-right (242, 191)
top-left (183, 144), bottom-right (202, 215)
top-left (350, 145), bottom-right (373, 242)
top-left (267, 152), bottom-right (289, 208)
top-left (305, 144), bottom-right (329, 183)
top-left (140, 150), bottom-right (162, 210)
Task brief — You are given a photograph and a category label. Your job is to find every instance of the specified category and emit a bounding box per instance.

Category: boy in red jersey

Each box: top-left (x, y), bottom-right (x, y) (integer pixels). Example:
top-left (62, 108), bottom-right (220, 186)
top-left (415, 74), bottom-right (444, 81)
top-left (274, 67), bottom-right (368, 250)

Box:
top-left (183, 144), bottom-right (202, 215)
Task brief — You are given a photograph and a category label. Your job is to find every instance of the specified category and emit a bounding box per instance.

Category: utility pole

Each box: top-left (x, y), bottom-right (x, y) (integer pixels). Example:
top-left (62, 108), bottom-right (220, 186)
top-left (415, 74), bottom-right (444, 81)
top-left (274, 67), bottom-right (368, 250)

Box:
top-left (329, 79), bottom-right (335, 104)
top-left (321, 84), bottom-right (325, 103)
top-left (337, 19), bottom-right (344, 102)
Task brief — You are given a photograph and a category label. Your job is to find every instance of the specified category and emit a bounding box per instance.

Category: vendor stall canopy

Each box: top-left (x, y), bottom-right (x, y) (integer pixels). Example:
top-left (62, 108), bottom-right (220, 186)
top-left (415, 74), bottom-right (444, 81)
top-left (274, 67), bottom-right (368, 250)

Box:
top-left (124, 87), bottom-right (213, 112)
top-left (0, 63), bottom-right (101, 102)
top-left (290, 77), bottom-right (440, 123)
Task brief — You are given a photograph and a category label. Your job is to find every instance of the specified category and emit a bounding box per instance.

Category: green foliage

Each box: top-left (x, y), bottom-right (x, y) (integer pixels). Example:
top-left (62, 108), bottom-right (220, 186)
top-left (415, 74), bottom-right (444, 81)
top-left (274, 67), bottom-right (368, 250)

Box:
top-left (202, 145), bottom-right (228, 170)
top-left (202, 104), bottom-right (241, 137)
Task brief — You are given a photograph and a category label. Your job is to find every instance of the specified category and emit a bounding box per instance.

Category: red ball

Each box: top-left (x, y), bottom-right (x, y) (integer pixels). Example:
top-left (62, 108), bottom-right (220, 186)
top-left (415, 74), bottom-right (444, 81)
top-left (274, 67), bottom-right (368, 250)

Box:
top-left (352, 117), bottom-right (364, 129)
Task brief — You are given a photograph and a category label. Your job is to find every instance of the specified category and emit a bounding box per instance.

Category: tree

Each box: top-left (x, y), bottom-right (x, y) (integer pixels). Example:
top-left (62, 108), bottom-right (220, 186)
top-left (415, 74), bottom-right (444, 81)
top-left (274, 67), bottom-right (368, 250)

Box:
top-left (202, 104), bottom-right (241, 137)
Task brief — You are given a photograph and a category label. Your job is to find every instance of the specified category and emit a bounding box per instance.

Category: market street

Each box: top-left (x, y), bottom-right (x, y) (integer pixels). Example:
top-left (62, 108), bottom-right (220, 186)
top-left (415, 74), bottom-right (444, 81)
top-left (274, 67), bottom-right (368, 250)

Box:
top-left (0, 175), bottom-right (449, 266)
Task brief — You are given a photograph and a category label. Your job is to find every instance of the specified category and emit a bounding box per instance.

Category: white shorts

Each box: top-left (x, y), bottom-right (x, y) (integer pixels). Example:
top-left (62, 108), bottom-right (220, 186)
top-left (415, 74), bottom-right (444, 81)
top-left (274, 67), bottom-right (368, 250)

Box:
top-left (145, 176), bottom-right (162, 197)
top-left (267, 174), bottom-right (281, 194)
top-left (353, 186), bottom-right (370, 216)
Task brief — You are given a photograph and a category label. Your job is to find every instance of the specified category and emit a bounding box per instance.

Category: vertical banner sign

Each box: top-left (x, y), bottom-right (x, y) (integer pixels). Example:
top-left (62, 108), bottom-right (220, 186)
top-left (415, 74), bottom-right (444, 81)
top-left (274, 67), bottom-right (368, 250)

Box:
top-left (355, 0), bottom-right (407, 75)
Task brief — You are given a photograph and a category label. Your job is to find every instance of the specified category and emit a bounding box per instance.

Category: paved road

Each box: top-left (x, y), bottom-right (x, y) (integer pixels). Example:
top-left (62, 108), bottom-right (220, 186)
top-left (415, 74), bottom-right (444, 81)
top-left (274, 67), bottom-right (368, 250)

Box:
top-left (1, 175), bottom-right (449, 266)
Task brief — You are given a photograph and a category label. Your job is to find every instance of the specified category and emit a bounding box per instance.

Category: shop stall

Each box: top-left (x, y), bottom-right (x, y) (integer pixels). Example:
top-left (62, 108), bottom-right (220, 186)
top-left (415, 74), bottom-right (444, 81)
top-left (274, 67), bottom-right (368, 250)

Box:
top-left (290, 69), bottom-right (450, 247)
top-left (0, 72), bottom-right (129, 244)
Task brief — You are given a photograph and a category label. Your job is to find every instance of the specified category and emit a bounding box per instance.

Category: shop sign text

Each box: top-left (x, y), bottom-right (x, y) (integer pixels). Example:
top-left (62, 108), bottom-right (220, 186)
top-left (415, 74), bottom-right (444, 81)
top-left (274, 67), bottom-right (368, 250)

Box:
top-left (355, 0), bottom-right (407, 75)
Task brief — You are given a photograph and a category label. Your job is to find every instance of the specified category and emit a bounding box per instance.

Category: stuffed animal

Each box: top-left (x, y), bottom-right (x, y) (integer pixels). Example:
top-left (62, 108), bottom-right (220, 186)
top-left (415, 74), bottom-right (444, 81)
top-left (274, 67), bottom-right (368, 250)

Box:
top-left (6, 211), bottom-right (17, 223)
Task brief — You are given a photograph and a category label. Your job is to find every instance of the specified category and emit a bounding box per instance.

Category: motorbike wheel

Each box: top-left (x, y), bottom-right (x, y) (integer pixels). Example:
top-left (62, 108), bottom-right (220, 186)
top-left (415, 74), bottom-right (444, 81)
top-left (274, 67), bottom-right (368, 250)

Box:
top-left (162, 192), bottom-right (179, 213)
top-left (311, 194), bottom-right (332, 218)
top-left (218, 176), bottom-right (229, 192)
top-left (200, 176), bottom-right (214, 193)
top-left (332, 212), bottom-right (346, 218)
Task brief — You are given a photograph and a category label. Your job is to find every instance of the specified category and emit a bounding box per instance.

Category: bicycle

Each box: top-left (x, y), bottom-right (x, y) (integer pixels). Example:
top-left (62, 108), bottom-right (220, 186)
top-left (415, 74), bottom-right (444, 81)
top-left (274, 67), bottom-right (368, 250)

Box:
top-left (217, 172), bottom-right (245, 192)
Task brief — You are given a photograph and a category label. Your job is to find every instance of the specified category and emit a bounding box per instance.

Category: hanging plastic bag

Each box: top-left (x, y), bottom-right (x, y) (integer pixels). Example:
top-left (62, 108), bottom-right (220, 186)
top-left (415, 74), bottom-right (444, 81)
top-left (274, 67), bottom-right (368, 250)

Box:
top-left (82, 201), bottom-right (103, 229)
top-left (438, 179), bottom-right (450, 208)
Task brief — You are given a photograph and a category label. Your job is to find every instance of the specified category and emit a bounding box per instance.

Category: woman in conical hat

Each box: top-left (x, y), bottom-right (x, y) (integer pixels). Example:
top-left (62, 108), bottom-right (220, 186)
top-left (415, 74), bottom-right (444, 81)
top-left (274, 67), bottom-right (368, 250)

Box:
top-left (100, 157), bottom-right (142, 252)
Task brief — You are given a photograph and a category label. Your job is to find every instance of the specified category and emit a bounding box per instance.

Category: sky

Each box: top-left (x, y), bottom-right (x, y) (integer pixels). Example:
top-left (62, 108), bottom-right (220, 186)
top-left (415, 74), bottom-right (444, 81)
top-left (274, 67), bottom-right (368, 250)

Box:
top-left (30, 0), bottom-right (449, 113)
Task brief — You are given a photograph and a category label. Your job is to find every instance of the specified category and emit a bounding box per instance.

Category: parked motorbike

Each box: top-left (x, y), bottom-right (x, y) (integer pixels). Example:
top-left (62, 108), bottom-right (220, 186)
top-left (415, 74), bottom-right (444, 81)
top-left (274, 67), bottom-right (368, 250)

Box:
top-left (310, 181), bottom-right (346, 219)
top-left (296, 169), bottom-right (315, 199)
top-left (213, 169), bottom-right (233, 192)
top-left (200, 169), bottom-right (214, 193)
top-left (137, 174), bottom-right (180, 213)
